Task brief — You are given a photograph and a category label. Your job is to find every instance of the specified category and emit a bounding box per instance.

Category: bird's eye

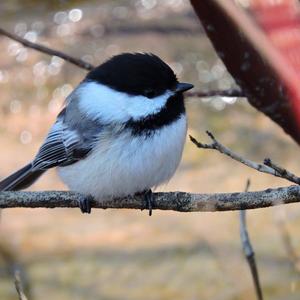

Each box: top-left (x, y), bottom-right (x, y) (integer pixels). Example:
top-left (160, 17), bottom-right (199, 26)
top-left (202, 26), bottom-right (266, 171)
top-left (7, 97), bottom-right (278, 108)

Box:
top-left (144, 89), bottom-right (156, 99)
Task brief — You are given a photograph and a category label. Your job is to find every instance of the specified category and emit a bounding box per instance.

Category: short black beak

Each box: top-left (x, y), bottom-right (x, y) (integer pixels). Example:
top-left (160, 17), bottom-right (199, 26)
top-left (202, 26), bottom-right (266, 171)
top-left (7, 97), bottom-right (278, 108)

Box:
top-left (175, 82), bottom-right (194, 93)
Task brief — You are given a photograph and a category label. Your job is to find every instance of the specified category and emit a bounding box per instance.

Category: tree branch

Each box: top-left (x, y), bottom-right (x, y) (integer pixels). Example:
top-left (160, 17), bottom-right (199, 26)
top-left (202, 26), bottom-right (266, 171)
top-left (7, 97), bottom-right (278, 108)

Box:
top-left (0, 28), bottom-right (94, 71)
top-left (186, 89), bottom-right (244, 98)
top-left (240, 180), bottom-right (263, 300)
top-left (190, 131), bottom-right (300, 185)
top-left (0, 186), bottom-right (299, 211)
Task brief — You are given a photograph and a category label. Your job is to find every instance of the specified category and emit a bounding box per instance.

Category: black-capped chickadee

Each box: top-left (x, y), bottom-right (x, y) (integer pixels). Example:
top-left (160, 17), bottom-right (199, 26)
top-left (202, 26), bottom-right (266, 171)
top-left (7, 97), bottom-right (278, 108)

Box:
top-left (0, 53), bottom-right (193, 215)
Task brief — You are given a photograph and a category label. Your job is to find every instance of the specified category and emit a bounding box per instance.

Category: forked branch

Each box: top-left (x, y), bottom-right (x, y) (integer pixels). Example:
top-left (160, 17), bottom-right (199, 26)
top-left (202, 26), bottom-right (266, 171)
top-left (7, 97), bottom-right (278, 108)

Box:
top-left (190, 131), bottom-right (300, 185)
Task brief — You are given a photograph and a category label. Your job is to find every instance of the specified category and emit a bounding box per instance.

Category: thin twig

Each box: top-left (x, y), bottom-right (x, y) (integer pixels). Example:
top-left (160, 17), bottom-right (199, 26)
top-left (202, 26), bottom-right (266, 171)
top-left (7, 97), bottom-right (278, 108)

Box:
top-left (14, 270), bottom-right (28, 300)
top-left (263, 158), bottom-right (300, 185)
top-left (0, 186), bottom-right (299, 211)
top-left (190, 131), bottom-right (300, 185)
top-left (0, 28), bottom-right (94, 71)
top-left (99, 24), bottom-right (203, 36)
top-left (186, 89), bottom-right (244, 98)
top-left (240, 180), bottom-right (263, 300)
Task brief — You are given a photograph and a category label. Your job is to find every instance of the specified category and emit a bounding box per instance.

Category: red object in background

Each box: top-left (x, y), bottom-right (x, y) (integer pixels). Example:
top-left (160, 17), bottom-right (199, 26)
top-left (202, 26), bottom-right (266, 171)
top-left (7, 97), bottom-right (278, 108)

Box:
top-left (252, 0), bottom-right (300, 130)
top-left (191, 0), bottom-right (300, 144)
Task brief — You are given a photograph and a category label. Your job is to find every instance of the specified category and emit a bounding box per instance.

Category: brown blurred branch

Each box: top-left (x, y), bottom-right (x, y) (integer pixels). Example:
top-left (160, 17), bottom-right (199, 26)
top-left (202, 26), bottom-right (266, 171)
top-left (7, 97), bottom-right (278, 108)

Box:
top-left (0, 28), bottom-right (94, 71)
top-left (0, 186), bottom-right (300, 211)
top-left (190, 131), bottom-right (300, 185)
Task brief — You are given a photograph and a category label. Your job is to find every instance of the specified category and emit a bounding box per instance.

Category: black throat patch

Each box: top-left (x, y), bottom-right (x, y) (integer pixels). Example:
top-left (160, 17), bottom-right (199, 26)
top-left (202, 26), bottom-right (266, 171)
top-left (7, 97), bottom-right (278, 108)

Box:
top-left (125, 93), bottom-right (185, 136)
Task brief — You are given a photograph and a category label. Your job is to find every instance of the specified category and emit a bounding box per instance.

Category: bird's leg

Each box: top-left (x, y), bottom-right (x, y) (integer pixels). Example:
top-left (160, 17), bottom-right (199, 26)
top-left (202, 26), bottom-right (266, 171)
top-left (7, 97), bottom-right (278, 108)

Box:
top-left (78, 194), bottom-right (93, 214)
top-left (135, 189), bottom-right (153, 215)
top-left (143, 189), bottom-right (154, 216)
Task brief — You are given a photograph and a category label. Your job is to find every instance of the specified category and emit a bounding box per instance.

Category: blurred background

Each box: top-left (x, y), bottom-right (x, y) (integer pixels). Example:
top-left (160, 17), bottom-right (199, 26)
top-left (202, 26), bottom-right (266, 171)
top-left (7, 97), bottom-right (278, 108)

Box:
top-left (1, 0), bottom-right (300, 299)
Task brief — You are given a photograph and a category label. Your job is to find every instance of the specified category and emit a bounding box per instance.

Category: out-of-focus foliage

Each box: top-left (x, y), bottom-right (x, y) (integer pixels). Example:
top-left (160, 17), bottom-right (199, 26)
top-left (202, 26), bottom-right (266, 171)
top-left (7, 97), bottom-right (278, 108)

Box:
top-left (0, 1), bottom-right (300, 300)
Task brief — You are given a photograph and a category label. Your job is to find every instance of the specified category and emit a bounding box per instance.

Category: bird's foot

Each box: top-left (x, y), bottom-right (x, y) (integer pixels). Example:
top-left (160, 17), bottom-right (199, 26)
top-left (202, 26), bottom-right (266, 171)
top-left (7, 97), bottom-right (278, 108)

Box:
top-left (143, 189), bottom-right (154, 216)
top-left (78, 195), bottom-right (93, 214)
top-left (135, 189), bottom-right (153, 216)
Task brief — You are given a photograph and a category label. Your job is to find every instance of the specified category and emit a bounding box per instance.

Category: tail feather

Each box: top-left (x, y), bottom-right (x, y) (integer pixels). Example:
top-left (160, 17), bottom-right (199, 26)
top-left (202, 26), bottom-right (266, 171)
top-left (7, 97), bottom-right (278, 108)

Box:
top-left (0, 163), bottom-right (45, 191)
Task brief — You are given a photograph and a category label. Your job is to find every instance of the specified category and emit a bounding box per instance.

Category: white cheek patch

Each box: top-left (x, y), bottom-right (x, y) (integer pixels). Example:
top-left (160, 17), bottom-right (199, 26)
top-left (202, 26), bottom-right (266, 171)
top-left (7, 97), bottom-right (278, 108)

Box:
top-left (126, 91), bottom-right (172, 120)
top-left (77, 82), bottom-right (172, 123)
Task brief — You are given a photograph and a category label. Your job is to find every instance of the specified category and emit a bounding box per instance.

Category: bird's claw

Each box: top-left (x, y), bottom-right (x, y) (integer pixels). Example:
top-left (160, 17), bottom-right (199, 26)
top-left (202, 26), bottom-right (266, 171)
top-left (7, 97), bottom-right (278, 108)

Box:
top-left (78, 195), bottom-right (92, 214)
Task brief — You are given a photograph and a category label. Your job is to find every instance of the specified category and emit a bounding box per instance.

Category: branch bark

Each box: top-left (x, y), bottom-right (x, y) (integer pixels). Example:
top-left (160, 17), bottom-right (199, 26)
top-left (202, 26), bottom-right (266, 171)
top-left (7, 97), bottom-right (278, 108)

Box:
top-left (0, 186), bottom-right (299, 212)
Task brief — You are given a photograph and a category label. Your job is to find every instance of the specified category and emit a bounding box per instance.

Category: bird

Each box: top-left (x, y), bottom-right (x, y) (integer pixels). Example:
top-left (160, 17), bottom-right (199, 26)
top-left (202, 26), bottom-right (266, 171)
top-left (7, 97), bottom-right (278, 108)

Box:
top-left (0, 52), bottom-right (193, 215)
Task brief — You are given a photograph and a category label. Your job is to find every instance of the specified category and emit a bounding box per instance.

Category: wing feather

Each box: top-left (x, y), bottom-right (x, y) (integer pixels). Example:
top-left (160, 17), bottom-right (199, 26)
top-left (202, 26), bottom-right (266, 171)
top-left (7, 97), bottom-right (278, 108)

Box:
top-left (32, 111), bottom-right (98, 170)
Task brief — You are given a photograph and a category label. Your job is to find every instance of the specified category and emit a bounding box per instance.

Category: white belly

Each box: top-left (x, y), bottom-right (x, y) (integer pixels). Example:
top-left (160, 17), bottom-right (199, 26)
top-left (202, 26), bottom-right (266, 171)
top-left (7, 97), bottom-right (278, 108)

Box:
top-left (58, 115), bottom-right (187, 200)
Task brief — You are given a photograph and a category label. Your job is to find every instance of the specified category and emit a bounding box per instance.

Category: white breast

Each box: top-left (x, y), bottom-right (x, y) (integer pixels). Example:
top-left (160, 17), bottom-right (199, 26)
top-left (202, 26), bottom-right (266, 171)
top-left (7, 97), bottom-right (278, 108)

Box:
top-left (57, 115), bottom-right (187, 200)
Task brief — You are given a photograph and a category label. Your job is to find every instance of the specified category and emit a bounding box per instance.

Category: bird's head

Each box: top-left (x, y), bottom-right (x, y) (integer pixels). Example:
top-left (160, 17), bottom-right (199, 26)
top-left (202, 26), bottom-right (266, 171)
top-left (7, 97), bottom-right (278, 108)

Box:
top-left (77, 53), bottom-right (194, 123)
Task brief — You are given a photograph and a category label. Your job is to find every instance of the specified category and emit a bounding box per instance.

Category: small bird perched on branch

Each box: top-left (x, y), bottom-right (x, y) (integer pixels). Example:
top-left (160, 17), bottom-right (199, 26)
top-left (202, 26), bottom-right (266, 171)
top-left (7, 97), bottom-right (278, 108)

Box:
top-left (0, 53), bottom-right (193, 215)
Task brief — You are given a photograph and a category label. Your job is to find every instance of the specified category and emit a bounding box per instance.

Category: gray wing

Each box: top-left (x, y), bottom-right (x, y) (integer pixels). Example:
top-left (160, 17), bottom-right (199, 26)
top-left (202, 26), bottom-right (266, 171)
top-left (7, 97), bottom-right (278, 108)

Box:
top-left (32, 107), bottom-right (100, 171)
